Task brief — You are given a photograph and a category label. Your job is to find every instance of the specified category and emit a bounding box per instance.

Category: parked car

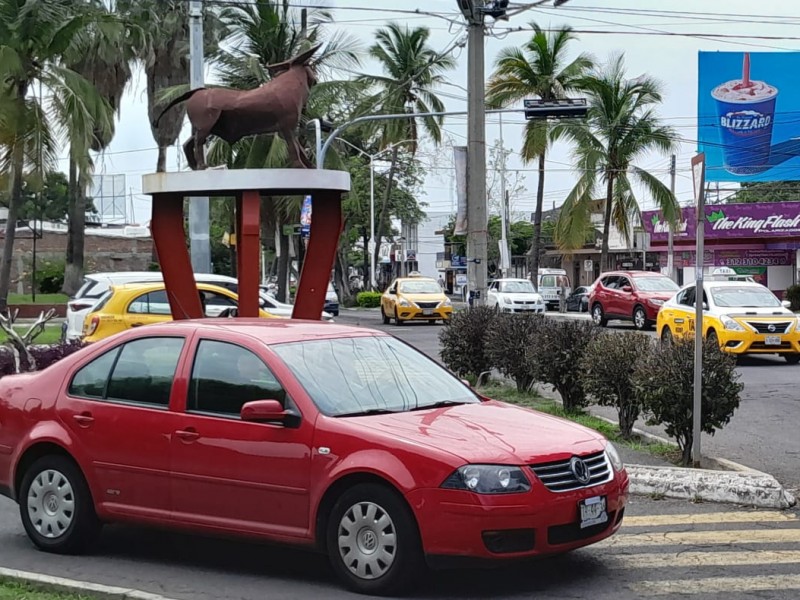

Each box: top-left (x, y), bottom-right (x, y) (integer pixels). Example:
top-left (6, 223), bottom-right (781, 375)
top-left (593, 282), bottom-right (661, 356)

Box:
top-left (381, 274), bottom-right (453, 325)
top-left (487, 278), bottom-right (546, 313)
top-left (325, 282), bottom-right (339, 316)
top-left (588, 271), bottom-right (679, 330)
top-left (82, 282), bottom-right (279, 342)
top-left (657, 279), bottom-right (800, 363)
top-left (0, 319), bottom-right (629, 595)
top-left (65, 272), bottom-right (246, 342)
top-left (566, 286), bottom-right (591, 312)
top-left (259, 294), bottom-right (334, 321)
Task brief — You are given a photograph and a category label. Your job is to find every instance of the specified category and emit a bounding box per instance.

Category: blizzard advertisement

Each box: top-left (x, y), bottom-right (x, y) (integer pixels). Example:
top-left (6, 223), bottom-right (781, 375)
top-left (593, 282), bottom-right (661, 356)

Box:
top-left (698, 51), bottom-right (800, 182)
top-left (644, 201), bottom-right (800, 240)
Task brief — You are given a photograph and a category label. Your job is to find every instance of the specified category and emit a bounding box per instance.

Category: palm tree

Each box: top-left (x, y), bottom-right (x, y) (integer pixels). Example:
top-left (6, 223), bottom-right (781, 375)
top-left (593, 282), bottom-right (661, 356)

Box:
top-left (0, 0), bottom-right (111, 308)
top-left (357, 23), bottom-right (456, 274)
top-left (486, 23), bottom-right (592, 286)
top-left (552, 53), bottom-right (679, 271)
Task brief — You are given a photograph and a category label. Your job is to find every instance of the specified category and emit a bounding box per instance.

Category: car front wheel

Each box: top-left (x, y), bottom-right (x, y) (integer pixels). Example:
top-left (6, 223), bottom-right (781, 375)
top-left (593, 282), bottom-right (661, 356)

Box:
top-left (660, 326), bottom-right (673, 346)
top-left (394, 308), bottom-right (404, 326)
top-left (327, 484), bottom-right (424, 596)
top-left (633, 305), bottom-right (650, 331)
top-left (592, 304), bottom-right (608, 327)
top-left (784, 353), bottom-right (800, 364)
top-left (381, 306), bottom-right (390, 325)
top-left (19, 455), bottom-right (101, 554)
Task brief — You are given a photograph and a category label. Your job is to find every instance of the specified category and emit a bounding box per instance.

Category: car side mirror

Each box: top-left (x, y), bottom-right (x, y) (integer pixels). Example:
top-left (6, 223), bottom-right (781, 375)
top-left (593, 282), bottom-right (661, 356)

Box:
top-left (241, 400), bottom-right (298, 427)
top-left (622, 285), bottom-right (632, 293)
top-left (781, 300), bottom-right (791, 309)
top-left (702, 302), bottom-right (709, 311)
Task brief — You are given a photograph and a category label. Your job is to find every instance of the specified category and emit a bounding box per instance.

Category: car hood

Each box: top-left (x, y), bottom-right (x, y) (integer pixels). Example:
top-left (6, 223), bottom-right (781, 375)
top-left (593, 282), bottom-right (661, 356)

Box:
top-left (350, 401), bottom-right (605, 464)
top-left (638, 290), bottom-right (677, 301)
top-left (497, 292), bottom-right (543, 302)
top-left (400, 293), bottom-right (447, 303)
top-left (721, 307), bottom-right (796, 318)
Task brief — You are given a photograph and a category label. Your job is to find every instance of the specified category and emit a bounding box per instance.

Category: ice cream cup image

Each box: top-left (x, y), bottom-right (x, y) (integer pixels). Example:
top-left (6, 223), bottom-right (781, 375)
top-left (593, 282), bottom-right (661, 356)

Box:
top-left (712, 77), bottom-right (778, 175)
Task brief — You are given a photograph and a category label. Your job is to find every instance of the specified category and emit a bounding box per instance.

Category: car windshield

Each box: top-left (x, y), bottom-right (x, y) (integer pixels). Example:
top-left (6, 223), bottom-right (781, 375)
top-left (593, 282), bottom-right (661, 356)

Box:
top-left (398, 280), bottom-right (441, 294)
top-left (711, 286), bottom-right (782, 308)
top-left (633, 277), bottom-right (679, 292)
top-left (499, 281), bottom-right (535, 293)
top-left (271, 336), bottom-right (479, 416)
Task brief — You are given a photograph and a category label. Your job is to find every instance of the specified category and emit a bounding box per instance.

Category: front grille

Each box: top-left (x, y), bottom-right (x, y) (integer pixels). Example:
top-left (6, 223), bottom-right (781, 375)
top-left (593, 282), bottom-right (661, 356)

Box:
top-left (548, 510), bottom-right (616, 545)
top-left (746, 321), bottom-right (792, 334)
top-left (513, 300), bottom-right (538, 305)
top-left (530, 451), bottom-right (612, 492)
top-left (415, 301), bottom-right (439, 309)
top-left (750, 342), bottom-right (793, 350)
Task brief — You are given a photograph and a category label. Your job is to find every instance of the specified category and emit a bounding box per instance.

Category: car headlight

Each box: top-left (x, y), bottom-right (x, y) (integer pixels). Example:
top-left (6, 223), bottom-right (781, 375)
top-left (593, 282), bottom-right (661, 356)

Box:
top-left (441, 465), bottom-right (531, 494)
top-left (721, 315), bottom-right (745, 331)
top-left (648, 299), bottom-right (664, 306)
top-left (605, 442), bottom-right (624, 472)
top-left (503, 296), bottom-right (512, 304)
top-left (398, 298), bottom-right (410, 307)
top-left (439, 297), bottom-right (452, 307)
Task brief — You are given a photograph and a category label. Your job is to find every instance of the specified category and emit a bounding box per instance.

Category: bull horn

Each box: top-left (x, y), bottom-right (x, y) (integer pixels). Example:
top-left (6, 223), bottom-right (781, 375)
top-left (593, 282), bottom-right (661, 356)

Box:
top-left (265, 43), bottom-right (323, 75)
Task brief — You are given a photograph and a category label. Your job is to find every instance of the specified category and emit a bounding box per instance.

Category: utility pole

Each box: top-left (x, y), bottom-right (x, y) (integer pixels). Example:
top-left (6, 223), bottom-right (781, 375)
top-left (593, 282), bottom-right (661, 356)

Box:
top-left (463, 1), bottom-right (488, 305)
top-left (498, 112), bottom-right (509, 278)
top-left (668, 153), bottom-right (676, 282)
top-left (188, 0), bottom-right (211, 273)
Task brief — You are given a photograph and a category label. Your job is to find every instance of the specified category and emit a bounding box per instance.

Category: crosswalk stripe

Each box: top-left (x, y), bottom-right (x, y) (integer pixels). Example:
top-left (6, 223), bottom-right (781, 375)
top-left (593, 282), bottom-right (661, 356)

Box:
top-left (622, 512), bottom-right (797, 527)
top-left (631, 574), bottom-right (800, 596)
top-left (607, 550), bottom-right (800, 568)
top-left (599, 528), bottom-right (800, 547)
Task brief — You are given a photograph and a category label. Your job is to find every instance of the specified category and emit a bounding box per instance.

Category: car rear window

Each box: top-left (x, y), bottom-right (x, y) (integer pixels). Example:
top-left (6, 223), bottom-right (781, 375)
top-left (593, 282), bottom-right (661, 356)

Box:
top-left (75, 279), bottom-right (101, 299)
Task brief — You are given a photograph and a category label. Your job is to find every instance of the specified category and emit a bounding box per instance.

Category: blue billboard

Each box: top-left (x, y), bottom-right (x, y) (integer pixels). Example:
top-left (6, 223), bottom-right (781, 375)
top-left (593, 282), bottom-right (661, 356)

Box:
top-left (698, 51), bottom-right (800, 182)
top-left (299, 195), bottom-right (312, 238)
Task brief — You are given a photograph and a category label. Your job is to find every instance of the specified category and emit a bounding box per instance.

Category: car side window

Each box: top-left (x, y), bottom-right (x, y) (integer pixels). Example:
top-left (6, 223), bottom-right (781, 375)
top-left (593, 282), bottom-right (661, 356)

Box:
top-left (106, 338), bottom-right (185, 407)
top-left (68, 348), bottom-right (120, 398)
top-left (201, 291), bottom-right (237, 307)
top-left (617, 277), bottom-right (631, 290)
top-left (680, 287), bottom-right (696, 306)
top-left (602, 276), bottom-right (619, 289)
top-left (188, 340), bottom-right (286, 418)
top-left (128, 290), bottom-right (171, 315)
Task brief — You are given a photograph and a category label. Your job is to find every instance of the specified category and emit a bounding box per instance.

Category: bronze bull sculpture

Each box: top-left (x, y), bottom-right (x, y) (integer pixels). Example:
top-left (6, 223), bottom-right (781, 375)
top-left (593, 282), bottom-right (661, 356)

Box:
top-left (153, 44), bottom-right (322, 170)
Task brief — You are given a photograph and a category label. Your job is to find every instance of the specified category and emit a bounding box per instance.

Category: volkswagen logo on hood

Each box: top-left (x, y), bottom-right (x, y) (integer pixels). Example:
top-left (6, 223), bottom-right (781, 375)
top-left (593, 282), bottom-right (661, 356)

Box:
top-left (569, 457), bottom-right (591, 485)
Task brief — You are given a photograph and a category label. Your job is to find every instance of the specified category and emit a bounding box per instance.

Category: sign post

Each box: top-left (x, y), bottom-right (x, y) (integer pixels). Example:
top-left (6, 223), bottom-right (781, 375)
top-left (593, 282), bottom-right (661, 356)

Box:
top-left (691, 153), bottom-right (706, 468)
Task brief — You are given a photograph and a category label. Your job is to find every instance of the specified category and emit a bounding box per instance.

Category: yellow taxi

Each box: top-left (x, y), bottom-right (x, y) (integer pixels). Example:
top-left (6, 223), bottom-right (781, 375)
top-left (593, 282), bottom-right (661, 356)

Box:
top-left (83, 282), bottom-right (279, 342)
top-left (657, 278), bottom-right (800, 364)
top-left (380, 273), bottom-right (452, 325)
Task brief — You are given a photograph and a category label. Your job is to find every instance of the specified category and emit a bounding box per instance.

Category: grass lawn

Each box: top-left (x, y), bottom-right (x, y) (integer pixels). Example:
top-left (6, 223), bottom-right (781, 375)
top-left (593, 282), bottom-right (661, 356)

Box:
top-left (8, 293), bottom-right (68, 304)
top-left (0, 325), bottom-right (63, 345)
top-left (0, 579), bottom-right (94, 600)
top-left (477, 384), bottom-right (682, 465)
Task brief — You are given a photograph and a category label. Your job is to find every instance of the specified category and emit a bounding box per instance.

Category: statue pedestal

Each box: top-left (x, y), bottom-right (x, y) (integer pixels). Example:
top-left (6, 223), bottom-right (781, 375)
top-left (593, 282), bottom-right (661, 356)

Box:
top-left (142, 169), bottom-right (350, 321)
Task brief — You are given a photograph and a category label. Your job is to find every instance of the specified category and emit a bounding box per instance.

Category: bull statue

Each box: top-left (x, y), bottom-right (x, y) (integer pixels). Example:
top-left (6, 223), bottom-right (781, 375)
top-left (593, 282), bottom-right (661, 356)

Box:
top-left (153, 44), bottom-right (322, 170)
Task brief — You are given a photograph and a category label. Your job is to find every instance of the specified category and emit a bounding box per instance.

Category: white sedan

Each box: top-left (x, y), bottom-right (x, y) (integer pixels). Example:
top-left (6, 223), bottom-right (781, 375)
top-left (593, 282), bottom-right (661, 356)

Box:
top-left (487, 278), bottom-right (547, 313)
top-left (260, 289), bottom-right (334, 321)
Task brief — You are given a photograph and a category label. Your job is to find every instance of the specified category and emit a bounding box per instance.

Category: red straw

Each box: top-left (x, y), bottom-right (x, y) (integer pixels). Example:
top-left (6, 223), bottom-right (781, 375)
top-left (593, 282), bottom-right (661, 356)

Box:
top-left (742, 53), bottom-right (751, 87)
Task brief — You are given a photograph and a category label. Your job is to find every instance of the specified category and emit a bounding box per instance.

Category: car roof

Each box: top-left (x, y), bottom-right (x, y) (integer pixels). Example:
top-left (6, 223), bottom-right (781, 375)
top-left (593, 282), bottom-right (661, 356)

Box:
top-left (87, 272), bottom-right (237, 283)
top-left (494, 278), bottom-right (531, 282)
top-left (105, 318), bottom-right (383, 345)
top-left (109, 281), bottom-right (235, 294)
top-left (602, 270), bottom-right (667, 277)
top-left (703, 280), bottom-right (767, 288)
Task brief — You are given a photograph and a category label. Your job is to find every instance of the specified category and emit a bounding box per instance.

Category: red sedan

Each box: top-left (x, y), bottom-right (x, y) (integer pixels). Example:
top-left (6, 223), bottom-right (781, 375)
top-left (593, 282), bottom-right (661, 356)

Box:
top-left (0, 320), bottom-right (628, 595)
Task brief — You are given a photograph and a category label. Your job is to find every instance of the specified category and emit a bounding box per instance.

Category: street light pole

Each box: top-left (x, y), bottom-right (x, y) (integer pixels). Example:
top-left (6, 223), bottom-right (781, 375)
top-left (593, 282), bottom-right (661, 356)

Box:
top-left (369, 156), bottom-right (376, 289)
top-left (499, 112), bottom-right (509, 278)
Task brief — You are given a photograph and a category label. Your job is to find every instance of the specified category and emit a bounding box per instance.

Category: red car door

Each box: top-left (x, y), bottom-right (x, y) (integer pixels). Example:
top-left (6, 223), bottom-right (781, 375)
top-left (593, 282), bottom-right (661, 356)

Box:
top-left (169, 335), bottom-right (314, 538)
top-left (613, 275), bottom-right (633, 318)
top-left (58, 335), bottom-right (189, 517)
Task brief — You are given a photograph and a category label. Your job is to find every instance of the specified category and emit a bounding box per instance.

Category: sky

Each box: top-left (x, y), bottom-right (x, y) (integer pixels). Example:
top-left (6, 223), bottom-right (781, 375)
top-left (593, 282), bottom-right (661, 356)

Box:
top-left (63, 0), bottom-right (800, 226)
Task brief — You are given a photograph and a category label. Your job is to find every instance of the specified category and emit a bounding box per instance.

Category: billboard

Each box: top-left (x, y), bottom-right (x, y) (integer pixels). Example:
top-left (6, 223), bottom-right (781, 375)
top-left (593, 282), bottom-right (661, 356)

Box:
top-left (90, 174), bottom-right (127, 223)
top-left (698, 51), bottom-right (800, 182)
top-left (299, 195), bottom-right (312, 238)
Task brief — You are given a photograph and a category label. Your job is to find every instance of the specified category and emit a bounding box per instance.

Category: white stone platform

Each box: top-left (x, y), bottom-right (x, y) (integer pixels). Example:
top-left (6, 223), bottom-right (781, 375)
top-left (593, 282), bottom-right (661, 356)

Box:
top-left (142, 168), bottom-right (350, 196)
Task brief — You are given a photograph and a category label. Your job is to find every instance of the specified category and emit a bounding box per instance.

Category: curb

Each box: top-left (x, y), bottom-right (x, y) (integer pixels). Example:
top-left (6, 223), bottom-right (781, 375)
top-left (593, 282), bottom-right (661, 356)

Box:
top-left (626, 465), bottom-right (797, 509)
top-left (0, 567), bottom-right (179, 600)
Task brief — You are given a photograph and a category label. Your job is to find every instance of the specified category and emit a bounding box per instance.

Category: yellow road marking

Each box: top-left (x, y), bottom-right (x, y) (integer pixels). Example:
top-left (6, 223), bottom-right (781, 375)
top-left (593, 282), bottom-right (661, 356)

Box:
top-left (622, 512), bottom-right (797, 527)
top-left (632, 574), bottom-right (800, 596)
top-left (599, 528), bottom-right (800, 547)
top-left (608, 550), bottom-right (800, 568)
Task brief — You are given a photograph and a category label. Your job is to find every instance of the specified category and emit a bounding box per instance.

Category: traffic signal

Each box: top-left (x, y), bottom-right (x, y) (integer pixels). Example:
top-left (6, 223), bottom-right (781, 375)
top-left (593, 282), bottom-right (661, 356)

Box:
top-left (484, 0), bottom-right (509, 20)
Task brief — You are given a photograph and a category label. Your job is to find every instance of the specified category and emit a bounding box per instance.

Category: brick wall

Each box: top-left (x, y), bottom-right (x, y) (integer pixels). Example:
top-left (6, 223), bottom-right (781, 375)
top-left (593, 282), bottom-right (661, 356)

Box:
top-left (8, 231), bottom-right (154, 293)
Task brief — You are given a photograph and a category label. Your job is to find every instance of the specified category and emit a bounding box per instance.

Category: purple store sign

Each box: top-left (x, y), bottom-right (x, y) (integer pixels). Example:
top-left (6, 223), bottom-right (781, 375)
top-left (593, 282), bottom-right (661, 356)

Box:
top-left (643, 201), bottom-right (800, 241)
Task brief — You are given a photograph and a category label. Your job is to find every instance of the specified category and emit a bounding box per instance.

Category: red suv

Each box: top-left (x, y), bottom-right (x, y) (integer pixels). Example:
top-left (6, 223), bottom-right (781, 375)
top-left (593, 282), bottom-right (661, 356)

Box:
top-left (588, 271), bottom-right (679, 330)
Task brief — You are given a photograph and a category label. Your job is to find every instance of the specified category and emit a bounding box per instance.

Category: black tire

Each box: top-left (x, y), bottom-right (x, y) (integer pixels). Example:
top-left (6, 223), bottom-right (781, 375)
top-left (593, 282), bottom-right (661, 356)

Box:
top-left (660, 326), bottom-right (673, 346)
top-left (326, 483), bottom-right (424, 596)
top-left (707, 329), bottom-right (720, 349)
top-left (784, 353), bottom-right (800, 364)
top-left (394, 309), bottom-right (404, 326)
top-left (633, 305), bottom-right (650, 331)
top-left (381, 306), bottom-right (390, 325)
top-left (591, 303), bottom-right (608, 327)
top-left (19, 455), bottom-right (101, 554)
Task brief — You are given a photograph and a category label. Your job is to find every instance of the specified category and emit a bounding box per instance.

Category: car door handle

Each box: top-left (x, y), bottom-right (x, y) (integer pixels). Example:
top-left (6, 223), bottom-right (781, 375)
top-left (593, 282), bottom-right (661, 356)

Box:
top-left (175, 428), bottom-right (200, 442)
top-left (130, 323), bottom-right (144, 327)
top-left (72, 413), bottom-right (94, 427)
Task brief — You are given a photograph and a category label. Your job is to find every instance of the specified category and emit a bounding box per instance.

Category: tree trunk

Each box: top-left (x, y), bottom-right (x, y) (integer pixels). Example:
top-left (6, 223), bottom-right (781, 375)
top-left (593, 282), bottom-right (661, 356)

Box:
top-left (0, 140), bottom-right (26, 311)
top-left (63, 164), bottom-right (87, 295)
top-left (156, 145), bottom-right (167, 173)
top-left (276, 221), bottom-right (290, 302)
top-left (334, 247), bottom-right (351, 303)
top-left (371, 147), bottom-right (399, 273)
top-left (530, 150), bottom-right (547, 289)
top-left (600, 174), bottom-right (615, 272)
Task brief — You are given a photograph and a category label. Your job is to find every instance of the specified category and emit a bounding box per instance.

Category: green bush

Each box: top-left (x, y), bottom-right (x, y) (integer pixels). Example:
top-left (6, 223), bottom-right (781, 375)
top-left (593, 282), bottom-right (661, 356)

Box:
top-left (439, 306), bottom-right (497, 379)
top-left (581, 331), bottom-right (654, 439)
top-left (526, 319), bottom-right (599, 413)
top-left (35, 260), bottom-right (65, 294)
top-left (785, 284), bottom-right (800, 312)
top-left (486, 312), bottom-right (544, 392)
top-left (356, 291), bottom-right (382, 308)
top-left (633, 337), bottom-right (743, 466)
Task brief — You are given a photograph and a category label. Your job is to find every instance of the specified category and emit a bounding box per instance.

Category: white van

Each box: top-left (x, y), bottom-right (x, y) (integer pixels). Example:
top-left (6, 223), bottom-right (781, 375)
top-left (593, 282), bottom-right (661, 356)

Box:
top-left (536, 268), bottom-right (572, 310)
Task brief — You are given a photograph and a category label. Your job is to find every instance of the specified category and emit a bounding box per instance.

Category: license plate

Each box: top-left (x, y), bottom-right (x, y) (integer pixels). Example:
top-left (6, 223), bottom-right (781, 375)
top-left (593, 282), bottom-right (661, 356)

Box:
top-left (579, 496), bottom-right (608, 529)
top-left (422, 309), bottom-right (433, 316)
top-left (765, 335), bottom-right (782, 346)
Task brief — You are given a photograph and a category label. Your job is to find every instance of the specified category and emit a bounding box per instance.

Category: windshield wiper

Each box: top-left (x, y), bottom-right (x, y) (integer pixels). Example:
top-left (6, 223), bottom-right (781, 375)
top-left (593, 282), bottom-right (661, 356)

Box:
top-left (409, 400), bottom-right (468, 411)
top-left (334, 408), bottom-right (398, 418)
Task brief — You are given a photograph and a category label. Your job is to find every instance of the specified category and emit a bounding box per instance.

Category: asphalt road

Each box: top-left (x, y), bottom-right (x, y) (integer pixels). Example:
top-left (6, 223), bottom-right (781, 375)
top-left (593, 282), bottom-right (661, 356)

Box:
top-left (1, 495), bottom-right (799, 599)
top-left (337, 310), bottom-right (800, 493)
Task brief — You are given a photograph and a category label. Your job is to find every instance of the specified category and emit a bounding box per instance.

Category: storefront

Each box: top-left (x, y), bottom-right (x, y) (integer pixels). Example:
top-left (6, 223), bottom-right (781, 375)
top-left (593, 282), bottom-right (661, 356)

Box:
top-left (643, 201), bottom-right (800, 296)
